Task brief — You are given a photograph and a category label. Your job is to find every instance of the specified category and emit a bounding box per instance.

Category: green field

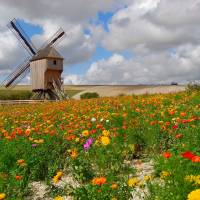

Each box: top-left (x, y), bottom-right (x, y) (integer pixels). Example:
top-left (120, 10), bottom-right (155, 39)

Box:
top-left (0, 87), bottom-right (82, 100)
top-left (0, 91), bottom-right (199, 199)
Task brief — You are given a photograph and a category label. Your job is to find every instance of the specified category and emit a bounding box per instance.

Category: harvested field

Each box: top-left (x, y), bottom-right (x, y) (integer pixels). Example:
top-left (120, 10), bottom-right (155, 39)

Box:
top-left (0, 85), bottom-right (186, 100)
top-left (72, 85), bottom-right (186, 99)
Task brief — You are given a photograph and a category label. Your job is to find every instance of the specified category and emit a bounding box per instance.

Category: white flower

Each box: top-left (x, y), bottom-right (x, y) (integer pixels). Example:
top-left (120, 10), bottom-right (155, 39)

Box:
top-left (106, 120), bottom-right (109, 123)
top-left (91, 117), bottom-right (96, 122)
top-left (100, 118), bottom-right (104, 122)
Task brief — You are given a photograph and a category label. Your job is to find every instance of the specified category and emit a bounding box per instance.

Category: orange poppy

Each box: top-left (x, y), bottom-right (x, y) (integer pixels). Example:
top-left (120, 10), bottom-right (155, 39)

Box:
top-left (163, 152), bottom-right (171, 159)
top-left (92, 177), bottom-right (106, 185)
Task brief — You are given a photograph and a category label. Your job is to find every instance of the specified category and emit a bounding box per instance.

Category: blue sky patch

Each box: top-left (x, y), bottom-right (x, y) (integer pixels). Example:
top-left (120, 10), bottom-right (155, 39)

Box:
top-left (89, 11), bottom-right (114, 32)
top-left (97, 11), bottom-right (114, 32)
top-left (17, 19), bottom-right (43, 38)
top-left (65, 47), bottom-right (114, 75)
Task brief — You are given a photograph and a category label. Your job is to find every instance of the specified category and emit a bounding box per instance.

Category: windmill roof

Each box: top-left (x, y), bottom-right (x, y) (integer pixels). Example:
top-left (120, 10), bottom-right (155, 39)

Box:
top-left (30, 46), bottom-right (63, 61)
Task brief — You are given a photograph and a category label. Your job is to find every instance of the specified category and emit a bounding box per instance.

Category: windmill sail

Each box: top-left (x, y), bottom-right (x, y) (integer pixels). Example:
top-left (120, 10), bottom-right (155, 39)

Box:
top-left (2, 18), bottom-right (66, 98)
top-left (2, 58), bottom-right (30, 88)
top-left (9, 68), bottom-right (30, 89)
top-left (40, 28), bottom-right (66, 50)
top-left (8, 19), bottom-right (37, 55)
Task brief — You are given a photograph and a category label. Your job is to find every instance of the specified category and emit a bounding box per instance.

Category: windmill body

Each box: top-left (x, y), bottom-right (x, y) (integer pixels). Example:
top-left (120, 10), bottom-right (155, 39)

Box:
top-left (2, 19), bottom-right (66, 100)
top-left (30, 46), bottom-right (63, 91)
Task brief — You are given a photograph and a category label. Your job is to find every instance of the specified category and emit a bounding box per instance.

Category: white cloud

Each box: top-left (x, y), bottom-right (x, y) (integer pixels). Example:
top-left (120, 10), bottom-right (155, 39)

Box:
top-left (1, 0), bottom-right (200, 84)
top-left (65, 44), bottom-right (200, 84)
top-left (64, 74), bottom-right (82, 85)
top-left (0, 0), bottom-right (128, 81)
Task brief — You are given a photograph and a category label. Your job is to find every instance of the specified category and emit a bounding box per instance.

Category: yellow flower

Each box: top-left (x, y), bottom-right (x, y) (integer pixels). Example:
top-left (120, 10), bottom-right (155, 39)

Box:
top-left (160, 171), bottom-right (170, 179)
top-left (185, 175), bottom-right (200, 186)
top-left (111, 183), bottom-right (118, 189)
top-left (82, 130), bottom-right (89, 137)
top-left (144, 175), bottom-right (152, 182)
top-left (127, 177), bottom-right (139, 187)
top-left (69, 149), bottom-right (78, 160)
top-left (56, 172), bottom-right (63, 177)
top-left (33, 139), bottom-right (44, 144)
top-left (0, 193), bottom-right (6, 200)
top-left (17, 159), bottom-right (26, 167)
top-left (95, 140), bottom-right (100, 146)
top-left (53, 171), bottom-right (63, 183)
top-left (29, 137), bottom-right (34, 141)
top-left (38, 139), bottom-right (44, 143)
top-left (112, 198), bottom-right (117, 200)
top-left (101, 136), bottom-right (110, 145)
top-left (187, 189), bottom-right (200, 200)
top-left (102, 130), bottom-right (110, 137)
top-left (54, 196), bottom-right (63, 200)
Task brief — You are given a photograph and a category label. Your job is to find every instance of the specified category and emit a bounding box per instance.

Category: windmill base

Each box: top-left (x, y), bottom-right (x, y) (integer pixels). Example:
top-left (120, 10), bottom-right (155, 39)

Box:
top-left (31, 89), bottom-right (67, 100)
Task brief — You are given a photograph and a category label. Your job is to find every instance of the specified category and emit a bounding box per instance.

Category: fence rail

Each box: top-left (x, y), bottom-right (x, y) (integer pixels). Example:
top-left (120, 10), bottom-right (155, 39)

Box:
top-left (0, 100), bottom-right (56, 105)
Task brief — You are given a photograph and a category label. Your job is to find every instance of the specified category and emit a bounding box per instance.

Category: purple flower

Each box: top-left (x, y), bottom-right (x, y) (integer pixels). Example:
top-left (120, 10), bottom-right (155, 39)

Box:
top-left (83, 143), bottom-right (90, 150)
top-left (87, 138), bottom-right (93, 145)
top-left (83, 138), bottom-right (93, 150)
top-left (32, 144), bottom-right (37, 148)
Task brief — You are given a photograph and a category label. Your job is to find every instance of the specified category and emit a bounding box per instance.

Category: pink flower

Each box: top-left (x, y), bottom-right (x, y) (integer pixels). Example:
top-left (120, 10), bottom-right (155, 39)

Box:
top-left (83, 138), bottom-right (93, 150)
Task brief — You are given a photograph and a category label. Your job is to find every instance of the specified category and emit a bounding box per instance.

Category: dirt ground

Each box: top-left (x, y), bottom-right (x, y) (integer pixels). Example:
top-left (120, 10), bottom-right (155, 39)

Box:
top-left (72, 85), bottom-right (186, 99)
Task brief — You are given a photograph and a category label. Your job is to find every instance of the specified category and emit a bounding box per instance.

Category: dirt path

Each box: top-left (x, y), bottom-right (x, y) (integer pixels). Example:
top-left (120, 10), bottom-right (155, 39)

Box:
top-left (73, 85), bottom-right (185, 99)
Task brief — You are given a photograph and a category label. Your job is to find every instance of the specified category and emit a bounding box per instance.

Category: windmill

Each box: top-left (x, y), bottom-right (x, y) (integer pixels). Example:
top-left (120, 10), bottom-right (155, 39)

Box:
top-left (1, 18), bottom-right (66, 100)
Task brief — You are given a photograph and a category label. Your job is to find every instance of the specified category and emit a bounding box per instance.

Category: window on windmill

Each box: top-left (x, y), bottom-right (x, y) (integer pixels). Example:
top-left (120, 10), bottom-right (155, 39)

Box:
top-left (53, 60), bottom-right (57, 65)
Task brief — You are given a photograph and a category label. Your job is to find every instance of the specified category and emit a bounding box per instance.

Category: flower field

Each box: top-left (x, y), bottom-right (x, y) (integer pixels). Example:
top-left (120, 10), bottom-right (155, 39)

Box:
top-left (0, 91), bottom-right (200, 200)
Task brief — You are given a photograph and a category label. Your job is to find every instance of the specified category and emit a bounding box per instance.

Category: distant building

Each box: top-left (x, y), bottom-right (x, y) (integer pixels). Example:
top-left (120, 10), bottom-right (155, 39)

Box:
top-left (171, 82), bottom-right (178, 85)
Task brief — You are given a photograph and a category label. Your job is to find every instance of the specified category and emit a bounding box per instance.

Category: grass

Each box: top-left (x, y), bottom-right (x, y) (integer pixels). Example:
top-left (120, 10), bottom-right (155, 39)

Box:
top-left (0, 89), bottom-right (82, 100)
top-left (65, 90), bottom-right (82, 97)
top-left (0, 90), bottom-right (32, 100)
top-left (0, 91), bottom-right (199, 199)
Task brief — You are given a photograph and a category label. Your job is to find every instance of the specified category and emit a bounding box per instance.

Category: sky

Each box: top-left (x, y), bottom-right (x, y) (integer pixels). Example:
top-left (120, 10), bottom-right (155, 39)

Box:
top-left (0, 0), bottom-right (200, 85)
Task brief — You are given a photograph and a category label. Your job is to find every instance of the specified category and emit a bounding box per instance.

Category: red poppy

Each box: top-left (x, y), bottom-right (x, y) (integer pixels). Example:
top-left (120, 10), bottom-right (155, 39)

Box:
top-left (182, 119), bottom-right (190, 123)
top-left (165, 121), bottom-right (171, 126)
top-left (172, 125), bottom-right (178, 130)
top-left (180, 112), bottom-right (186, 117)
top-left (90, 129), bottom-right (97, 134)
top-left (175, 134), bottom-right (183, 139)
top-left (163, 152), bottom-right (171, 159)
top-left (168, 110), bottom-right (175, 115)
top-left (15, 175), bottom-right (22, 180)
top-left (192, 156), bottom-right (200, 163)
top-left (181, 151), bottom-right (195, 160)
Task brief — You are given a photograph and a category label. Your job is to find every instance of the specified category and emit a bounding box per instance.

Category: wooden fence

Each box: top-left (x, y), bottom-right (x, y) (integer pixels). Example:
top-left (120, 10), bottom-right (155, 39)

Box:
top-left (0, 100), bottom-right (56, 105)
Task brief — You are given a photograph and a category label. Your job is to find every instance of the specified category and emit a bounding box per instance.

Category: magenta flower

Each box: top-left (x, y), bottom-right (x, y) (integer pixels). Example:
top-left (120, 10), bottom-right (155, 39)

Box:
top-left (83, 138), bottom-right (93, 150)
top-left (84, 143), bottom-right (90, 150)
top-left (87, 138), bottom-right (93, 145)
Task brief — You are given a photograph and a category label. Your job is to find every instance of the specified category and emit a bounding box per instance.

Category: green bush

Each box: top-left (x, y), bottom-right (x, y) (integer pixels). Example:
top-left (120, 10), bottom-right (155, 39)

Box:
top-left (0, 90), bottom-right (32, 100)
top-left (80, 92), bottom-right (99, 99)
top-left (186, 82), bottom-right (200, 93)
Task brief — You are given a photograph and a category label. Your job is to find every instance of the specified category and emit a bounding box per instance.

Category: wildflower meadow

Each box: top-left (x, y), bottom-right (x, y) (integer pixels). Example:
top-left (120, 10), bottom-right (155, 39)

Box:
top-left (0, 91), bottom-right (199, 200)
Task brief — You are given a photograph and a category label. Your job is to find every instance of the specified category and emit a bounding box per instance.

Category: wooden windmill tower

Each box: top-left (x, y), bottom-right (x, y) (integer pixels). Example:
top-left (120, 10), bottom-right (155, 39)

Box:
top-left (2, 19), bottom-right (66, 100)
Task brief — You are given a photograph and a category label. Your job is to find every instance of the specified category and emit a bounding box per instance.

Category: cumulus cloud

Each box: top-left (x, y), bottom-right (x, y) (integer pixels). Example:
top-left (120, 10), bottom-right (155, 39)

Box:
top-left (88, 0), bottom-right (200, 84)
top-left (102, 0), bottom-right (200, 52)
top-left (1, 0), bottom-right (200, 84)
top-left (0, 0), bottom-right (127, 76)
top-left (64, 44), bottom-right (200, 85)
